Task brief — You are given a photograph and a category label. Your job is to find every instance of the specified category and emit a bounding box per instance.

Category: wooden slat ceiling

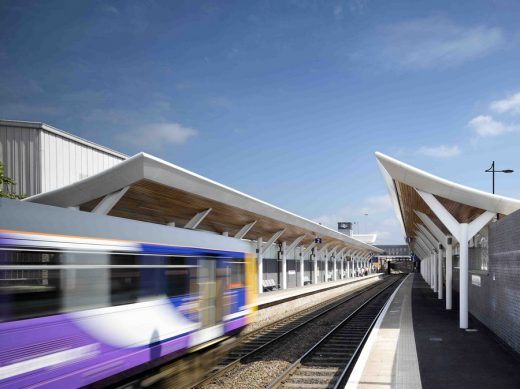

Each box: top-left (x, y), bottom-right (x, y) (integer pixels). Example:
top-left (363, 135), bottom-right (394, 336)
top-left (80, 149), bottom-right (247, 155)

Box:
top-left (395, 181), bottom-right (489, 241)
top-left (80, 179), bottom-right (349, 248)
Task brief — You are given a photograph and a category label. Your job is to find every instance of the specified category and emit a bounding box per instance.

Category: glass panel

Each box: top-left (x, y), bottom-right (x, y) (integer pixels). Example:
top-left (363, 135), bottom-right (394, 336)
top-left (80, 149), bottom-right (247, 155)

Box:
top-left (0, 250), bottom-right (61, 321)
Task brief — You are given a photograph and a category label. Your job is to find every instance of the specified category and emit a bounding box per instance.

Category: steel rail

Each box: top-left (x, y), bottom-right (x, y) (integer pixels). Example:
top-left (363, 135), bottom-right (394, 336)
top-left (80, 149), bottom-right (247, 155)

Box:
top-left (267, 275), bottom-right (404, 389)
top-left (192, 276), bottom-right (393, 388)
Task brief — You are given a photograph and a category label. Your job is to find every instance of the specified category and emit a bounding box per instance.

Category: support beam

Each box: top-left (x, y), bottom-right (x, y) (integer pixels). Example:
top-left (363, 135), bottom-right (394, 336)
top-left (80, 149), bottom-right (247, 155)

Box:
top-left (234, 221), bottom-right (257, 239)
top-left (261, 230), bottom-right (285, 255)
top-left (417, 189), bottom-right (496, 329)
top-left (184, 208), bottom-right (212, 229)
top-left (415, 211), bottom-right (456, 244)
top-left (92, 186), bottom-right (129, 215)
top-left (416, 190), bottom-right (460, 240)
top-left (417, 224), bottom-right (438, 249)
top-left (286, 235), bottom-right (306, 255)
top-left (302, 241), bottom-right (317, 257)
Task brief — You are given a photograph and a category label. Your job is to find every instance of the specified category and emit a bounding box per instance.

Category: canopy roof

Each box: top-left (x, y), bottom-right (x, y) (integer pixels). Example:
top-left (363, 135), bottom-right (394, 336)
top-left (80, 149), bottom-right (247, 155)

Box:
top-left (27, 153), bottom-right (382, 254)
top-left (375, 152), bottom-right (520, 243)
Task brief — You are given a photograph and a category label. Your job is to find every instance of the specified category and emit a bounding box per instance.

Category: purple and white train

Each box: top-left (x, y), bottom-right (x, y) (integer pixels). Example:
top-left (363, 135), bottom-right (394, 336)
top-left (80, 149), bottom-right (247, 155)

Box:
top-left (0, 199), bottom-right (257, 388)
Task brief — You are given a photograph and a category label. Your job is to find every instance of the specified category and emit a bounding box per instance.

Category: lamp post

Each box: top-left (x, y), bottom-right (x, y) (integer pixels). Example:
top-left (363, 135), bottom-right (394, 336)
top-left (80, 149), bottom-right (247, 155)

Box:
top-left (485, 161), bottom-right (513, 220)
top-left (485, 161), bottom-right (513, 194)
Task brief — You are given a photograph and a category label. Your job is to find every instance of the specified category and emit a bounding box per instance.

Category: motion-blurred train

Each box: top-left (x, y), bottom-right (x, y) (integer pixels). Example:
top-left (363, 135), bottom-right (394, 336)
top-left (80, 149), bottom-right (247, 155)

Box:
top-left (0, 199), bottom-right (257, 388)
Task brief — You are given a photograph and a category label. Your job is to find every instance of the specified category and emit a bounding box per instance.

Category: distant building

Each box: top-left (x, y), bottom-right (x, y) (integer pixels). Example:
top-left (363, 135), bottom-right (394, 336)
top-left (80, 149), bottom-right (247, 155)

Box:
top-left (375, 244), bottom-right (411, 257)
top-left (0, 120), bottom-right (127, 196)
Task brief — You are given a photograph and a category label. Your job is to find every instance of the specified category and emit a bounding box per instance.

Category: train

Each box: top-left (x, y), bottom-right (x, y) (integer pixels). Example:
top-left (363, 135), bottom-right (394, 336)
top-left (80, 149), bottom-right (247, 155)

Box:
top-left (0, 199), bottom-right (257, 388)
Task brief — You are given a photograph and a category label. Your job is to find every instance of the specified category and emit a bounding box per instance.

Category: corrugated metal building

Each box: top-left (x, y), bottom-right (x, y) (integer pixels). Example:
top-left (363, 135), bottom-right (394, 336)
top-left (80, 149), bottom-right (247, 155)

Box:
top-left (0, 120), bottom-right (127, 197)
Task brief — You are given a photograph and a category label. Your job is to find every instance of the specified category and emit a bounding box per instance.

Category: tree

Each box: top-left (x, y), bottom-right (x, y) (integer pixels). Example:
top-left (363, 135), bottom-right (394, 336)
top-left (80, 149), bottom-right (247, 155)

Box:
top-left (0, 162), bottom-right (25, 199)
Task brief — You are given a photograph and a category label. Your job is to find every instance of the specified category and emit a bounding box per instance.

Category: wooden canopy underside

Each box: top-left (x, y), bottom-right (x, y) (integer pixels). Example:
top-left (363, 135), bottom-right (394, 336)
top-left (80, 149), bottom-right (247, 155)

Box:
top-left (80, 179), bottom-right (347, 249)
top-left (395, 181), bottom-right (499, 241)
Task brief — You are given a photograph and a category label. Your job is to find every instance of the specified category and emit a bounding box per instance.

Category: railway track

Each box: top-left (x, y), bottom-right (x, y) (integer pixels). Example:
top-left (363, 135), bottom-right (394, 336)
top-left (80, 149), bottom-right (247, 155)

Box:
top-left (268, 275), bottom-right (404, 389)
top-left (196, 275), bottom-right (403, 389)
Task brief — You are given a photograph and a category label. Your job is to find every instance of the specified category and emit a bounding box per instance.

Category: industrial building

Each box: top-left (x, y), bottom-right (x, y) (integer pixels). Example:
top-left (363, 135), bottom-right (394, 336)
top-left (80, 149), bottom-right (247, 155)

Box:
top-left (0, 120), bottom-right (126, 197)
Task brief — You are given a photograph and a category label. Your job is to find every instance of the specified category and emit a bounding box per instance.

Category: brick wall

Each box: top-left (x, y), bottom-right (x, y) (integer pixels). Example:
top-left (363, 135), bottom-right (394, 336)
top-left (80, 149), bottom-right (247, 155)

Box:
top-left (451, 210), bottom-right (520, 353)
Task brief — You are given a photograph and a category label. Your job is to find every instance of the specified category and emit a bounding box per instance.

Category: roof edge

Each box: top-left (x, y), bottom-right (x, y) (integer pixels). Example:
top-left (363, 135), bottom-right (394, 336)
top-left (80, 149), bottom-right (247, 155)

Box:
top-left (0, 119), bottom-right (128, 160)
top-left (375, 151), bottom-right (520, 215)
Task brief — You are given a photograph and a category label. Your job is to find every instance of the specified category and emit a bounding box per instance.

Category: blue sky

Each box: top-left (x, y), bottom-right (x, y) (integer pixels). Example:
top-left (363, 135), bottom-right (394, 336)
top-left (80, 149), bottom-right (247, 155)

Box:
top-left (2, 0), bottom-right (520, 243)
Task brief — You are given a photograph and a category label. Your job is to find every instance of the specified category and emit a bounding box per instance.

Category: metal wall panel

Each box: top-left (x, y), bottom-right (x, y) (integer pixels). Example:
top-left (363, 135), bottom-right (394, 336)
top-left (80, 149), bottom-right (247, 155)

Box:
top-left (0, 125), bottom-right (41, 196)
top-left (40, 131), bottom-right (124, 193)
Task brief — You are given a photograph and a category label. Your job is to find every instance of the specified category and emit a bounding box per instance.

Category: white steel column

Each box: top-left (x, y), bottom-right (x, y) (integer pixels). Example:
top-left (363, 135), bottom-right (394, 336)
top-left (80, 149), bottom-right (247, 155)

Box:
top-left (333, 254), bottom-right (337, 281)
top-left (432, 252), bottom-right (437, 292)
top-left (281, 241), bottom-right (287, 290)
top-left (257, 238), bottom-right (263, 294)
top-left (446, 237), bottom-right (453, 310)
top-left (299, 246), bottom-right (305, 287)
top-left (459, 223), bottom-right (469, 329)
top-left (286, 235), bottom-right (305, 287)
top-left (324, 248), bottom-right (329, 282)
top-left (302, 242), bottom-right (317, 286)
top-left (416, 234), bottom-right (434, 290)
top-left (437, 243), bottom-right (443, 300)
top-left (313, 249), bottom-right (318, 284)
top-left (337, 248), bottom-right (346, 279)
top-left (418, 227), bottom-right (438, 292)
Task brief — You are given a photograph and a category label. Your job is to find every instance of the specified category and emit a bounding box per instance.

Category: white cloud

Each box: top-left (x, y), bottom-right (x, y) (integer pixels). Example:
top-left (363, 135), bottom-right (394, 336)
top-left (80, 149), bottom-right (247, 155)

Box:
top-left (490, 92), bottom-right (520, 115)
top-left (117, 122), bottom-right (198, 149)
top-left (416, 145), bottom-right (461, 158)
top-left (382, 17), bottom-right (503, 68)
top-left (468, 115), bottom-right (518, 137)
top-left (365, 194), bottom-right (392, 209)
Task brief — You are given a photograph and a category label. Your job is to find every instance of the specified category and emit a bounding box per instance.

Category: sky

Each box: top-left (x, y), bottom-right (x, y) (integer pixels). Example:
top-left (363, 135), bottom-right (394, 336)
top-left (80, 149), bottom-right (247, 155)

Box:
top-left (1, 0), bottom-right (520, 244)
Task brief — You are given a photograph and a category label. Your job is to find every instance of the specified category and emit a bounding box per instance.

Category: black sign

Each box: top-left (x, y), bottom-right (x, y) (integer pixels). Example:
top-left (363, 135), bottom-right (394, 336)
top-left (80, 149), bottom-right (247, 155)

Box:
top-left (314, 238), bottom-right (322, 244)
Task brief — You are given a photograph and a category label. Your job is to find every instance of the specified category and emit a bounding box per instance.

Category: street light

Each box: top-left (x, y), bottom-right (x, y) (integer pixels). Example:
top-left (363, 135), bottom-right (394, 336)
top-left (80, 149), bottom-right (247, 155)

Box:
top-left (485, 161), bottom-right (514, 194)
top-left (485, 161), bottom-right (514, 220)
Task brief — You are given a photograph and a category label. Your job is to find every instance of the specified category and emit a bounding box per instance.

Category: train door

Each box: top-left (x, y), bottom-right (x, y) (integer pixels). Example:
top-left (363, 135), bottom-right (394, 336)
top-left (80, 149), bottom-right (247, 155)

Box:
top-left (198, 257), bottom-right (224, 328)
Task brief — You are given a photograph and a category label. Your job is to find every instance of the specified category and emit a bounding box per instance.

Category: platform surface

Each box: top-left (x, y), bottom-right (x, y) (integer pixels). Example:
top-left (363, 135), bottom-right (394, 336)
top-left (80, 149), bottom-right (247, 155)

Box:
top-left (256, 273), bottom-right (381, 308)
top-left (347, 273), bottom-right (520, 388)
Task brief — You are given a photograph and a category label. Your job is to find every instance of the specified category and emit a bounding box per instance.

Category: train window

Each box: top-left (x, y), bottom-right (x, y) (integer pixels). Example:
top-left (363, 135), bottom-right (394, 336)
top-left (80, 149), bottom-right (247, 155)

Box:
top-left (110, 254), bottom-right (140, 306)
top-left (0, 250), bottom-right (61, 321)
top-left (165, 256), bottom-right (194, 297)
top-left (62, 252), bottom-right (110, 311)
top-left (228, 258), bottom-right (245, 288)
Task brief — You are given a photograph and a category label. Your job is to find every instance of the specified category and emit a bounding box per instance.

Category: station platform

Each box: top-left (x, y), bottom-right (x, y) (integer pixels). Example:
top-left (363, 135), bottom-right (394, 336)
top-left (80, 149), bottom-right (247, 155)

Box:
top-left (256, 273), bottom-right (382, 309)
top-left (347, 273), bottom-right (520, 388)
